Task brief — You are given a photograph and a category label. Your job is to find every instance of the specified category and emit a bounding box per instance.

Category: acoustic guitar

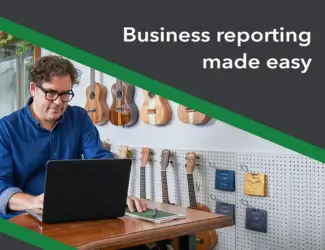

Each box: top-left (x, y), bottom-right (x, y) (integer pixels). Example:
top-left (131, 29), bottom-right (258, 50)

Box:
top-left (140, 90), bottom-right (172, 125)
top-left (84, 68), bottom-right (109, 125)
top-left (160, 149), bottom-right (181, 250)
top-left (177, 105), bottom-right (211, 125)
top-left (109, 79), bottom-right (139, 127)
top-left (140, 147), bottom-right (151, 199)
top-left (185, 152), bottom-right (218, 250)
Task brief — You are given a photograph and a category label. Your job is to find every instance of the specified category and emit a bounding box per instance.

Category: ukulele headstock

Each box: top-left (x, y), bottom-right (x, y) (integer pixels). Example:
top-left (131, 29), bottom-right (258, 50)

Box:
top-left (102, 139), bottom-right (111, 151)
top-left (140, 147), bottom-right (151, 167)
top-left (185, 152), bottom-right (199, 174)
top-left (160, 149), bottom-right (173, 171)
top-left (119, 146), bottom-right (132, 159)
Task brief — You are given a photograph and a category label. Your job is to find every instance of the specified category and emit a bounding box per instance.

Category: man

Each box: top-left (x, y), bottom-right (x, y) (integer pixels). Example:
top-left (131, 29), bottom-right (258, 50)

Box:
top-left (0, 55), bottom-right (147, 220)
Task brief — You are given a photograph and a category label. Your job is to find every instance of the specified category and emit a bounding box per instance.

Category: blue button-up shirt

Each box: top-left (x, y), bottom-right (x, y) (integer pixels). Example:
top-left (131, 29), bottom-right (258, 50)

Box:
top-left (0, 98), bottom-right (114, 220)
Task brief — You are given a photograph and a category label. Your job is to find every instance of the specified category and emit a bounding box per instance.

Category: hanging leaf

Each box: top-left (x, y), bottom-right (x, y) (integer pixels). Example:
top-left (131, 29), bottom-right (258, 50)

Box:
top-left (0, 31), bottom-right (33, 56)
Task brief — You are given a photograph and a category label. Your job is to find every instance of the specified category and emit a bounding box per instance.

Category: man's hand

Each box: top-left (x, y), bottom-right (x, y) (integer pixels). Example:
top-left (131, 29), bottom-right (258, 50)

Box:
top-left (8, 193), bottom-right (44, 212)
top-left (27, 193), bottom-right (44, 209)
top-left (126, 196), bottom-right (147, 213)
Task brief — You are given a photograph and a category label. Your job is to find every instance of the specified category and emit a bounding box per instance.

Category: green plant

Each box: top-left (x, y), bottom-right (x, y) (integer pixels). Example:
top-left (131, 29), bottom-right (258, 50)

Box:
top-left (0, 31), bottom-right (14, 44)
top-left (0, 31), bottom-right (33, 56)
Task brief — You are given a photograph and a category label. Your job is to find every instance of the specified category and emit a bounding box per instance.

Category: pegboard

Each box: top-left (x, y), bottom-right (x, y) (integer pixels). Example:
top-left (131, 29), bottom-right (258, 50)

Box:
top-left (235, 153), bottom-right (325, 250)
top-left (111, 145), bottom-right (325, 250)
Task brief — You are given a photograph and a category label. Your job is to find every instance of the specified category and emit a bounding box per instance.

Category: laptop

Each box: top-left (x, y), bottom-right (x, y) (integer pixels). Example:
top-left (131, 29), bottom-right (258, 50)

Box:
top-left (25, 158), bottom-right (132, 224)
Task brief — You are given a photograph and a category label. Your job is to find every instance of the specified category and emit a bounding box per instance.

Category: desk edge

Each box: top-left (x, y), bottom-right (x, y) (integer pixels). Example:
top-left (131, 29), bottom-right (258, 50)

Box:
top-left (76, 216), bottom-right (233, 249)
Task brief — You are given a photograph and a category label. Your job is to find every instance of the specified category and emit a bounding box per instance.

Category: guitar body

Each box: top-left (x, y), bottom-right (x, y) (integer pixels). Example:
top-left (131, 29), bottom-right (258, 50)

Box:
top-left (177, 105), bottom-right (211, 125)
top-left (140, 90), bottom-right (172, 125)
top-left (101, 86), bottom-right (110, 124)
top-left (109, 81), bottom-right (134, 126)
top-left (85, 82), bottom-right (109, 125)
top-left (165, 97), bottom-right (172, 122)
top-left (194, 202), bottom-right (218, 250)
top-left (123, 83), bottom-right (139, 127)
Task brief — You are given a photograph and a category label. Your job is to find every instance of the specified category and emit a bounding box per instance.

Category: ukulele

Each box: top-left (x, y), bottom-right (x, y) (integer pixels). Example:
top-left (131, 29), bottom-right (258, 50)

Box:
top-left (118, 145), bottom-right (133, 159)
top-left (140, 148), bottom-right (151, 199)
top-left (177, 105), bottom-right (211, 125)
top-left (185, 152), bottom-right (218, 250)
top-left (160, 149), bottom-right (173, 205)
top-left (109, 79), bottom-right (139, 127)
top-left (160, 149), bottom-right (180, 250)
top-left (140, 90), bottom-right (172, 125)
top-left (84, 68), bottom-right (110, 125)
top-left (102, 139), bottom-right (111, 151)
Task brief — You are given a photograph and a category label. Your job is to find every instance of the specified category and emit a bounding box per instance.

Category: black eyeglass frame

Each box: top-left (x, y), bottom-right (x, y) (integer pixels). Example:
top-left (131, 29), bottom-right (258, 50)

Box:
top-left (35, 84), bottom-right (75, 102)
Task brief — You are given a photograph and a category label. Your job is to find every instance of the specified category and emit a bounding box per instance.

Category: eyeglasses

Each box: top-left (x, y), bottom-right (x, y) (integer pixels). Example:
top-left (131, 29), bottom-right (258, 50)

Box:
top-left (36, 84), bottom-right (75, 102)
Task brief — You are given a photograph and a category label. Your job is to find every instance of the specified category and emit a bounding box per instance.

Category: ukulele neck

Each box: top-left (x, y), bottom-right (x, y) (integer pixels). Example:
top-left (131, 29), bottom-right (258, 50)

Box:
top-left (140, 167), bottom-right (146, 199)
top-left (161, 170), bottom-right (170, 204)
top-left (90, 68), bottom-right (95, 93)
top-left (187, 174), bottom-right (197, 209)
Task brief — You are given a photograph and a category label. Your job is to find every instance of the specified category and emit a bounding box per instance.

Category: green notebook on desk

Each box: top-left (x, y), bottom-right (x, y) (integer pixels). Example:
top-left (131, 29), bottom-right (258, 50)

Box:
top-left (125, 207), bottom-right (186, 223)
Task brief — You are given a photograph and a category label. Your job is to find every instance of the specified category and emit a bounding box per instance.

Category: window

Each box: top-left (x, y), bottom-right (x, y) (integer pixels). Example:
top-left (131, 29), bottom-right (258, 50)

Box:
top-left (0, 45), bottom-right (33, 118)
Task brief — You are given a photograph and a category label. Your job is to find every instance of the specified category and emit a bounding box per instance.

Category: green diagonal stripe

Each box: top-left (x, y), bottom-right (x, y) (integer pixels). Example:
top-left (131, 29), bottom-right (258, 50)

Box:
top-left (0, 16), bottom-right (325, 248)
top-left (0, 218), bottom-right (75, 249)
top-left (0, 19), bottom-right (324, 161)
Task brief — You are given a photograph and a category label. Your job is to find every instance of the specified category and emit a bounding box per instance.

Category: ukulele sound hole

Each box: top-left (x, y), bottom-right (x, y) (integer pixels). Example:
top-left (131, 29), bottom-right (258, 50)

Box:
top-left (186, 108), bottom-right (195, 112)
top-left (148, 92), bottom-right (155, 98)
top-left (90, 92), bottom-right (95, 100)
top-left (196, 239), bottom-right (204, 244)
top-left (116, 90), bottom-right (122, 99)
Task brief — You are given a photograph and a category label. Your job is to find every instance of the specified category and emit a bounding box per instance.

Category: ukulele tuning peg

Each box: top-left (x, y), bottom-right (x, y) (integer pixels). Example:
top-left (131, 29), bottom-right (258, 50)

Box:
top-left (169, 161), bottom-right (173, 164)
top-left (185, 157), bottom-right (187, 160)
top-left (196, 156), bottom-right (200, 159)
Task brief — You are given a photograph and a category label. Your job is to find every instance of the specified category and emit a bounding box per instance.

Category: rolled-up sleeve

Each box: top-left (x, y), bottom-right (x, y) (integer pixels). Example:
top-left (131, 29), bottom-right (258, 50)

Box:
top-left (0, 124), bottom-right (22, 215)
top-left (0, 187), bottom-right (23, 214)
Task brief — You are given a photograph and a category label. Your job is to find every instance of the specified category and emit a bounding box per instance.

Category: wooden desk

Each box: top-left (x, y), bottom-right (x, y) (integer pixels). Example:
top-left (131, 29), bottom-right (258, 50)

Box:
top-left (9, 199), bottom-right (233, 249)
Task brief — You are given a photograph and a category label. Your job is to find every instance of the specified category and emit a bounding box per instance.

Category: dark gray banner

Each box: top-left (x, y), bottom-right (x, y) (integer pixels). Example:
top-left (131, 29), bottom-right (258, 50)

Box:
top-left (1, 1), bottom-right (324, 149)
top-left (0, 233), bottom-right (41, 249)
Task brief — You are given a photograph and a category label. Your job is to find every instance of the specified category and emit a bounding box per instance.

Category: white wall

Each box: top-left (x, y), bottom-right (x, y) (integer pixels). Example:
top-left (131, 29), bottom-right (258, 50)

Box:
top-left (41, 49), bottom-right (297, 154)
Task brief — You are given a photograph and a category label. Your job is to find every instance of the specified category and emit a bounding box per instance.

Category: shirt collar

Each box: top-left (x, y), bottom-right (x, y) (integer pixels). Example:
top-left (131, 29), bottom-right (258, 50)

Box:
top-left (24, 97), bottom-right (66, 129)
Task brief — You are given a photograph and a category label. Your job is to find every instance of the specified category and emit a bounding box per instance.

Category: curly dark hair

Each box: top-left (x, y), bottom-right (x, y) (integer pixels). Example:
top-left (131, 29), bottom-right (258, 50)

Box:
top-left (28, 55), bottom-right (81, 86)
